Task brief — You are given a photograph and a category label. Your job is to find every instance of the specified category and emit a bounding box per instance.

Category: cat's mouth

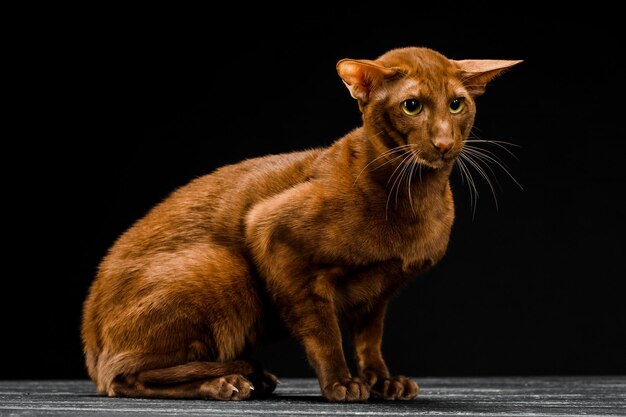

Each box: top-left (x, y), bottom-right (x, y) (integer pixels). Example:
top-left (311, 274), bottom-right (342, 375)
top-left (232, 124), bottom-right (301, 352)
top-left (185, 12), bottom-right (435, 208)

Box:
top-left (412, 150), bottom-right (457, 169)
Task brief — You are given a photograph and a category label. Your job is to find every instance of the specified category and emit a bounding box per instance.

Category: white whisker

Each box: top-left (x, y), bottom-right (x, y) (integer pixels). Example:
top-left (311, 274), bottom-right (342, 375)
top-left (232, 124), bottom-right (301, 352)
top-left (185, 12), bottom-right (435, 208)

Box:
top-left (466, 138), bottom-right (520, 159)
top-left (460, 150), bottom-right (499, 211)
top-left (407, 159), bottom-right (418, 215)
top-left (386, 151), bottom-right (413, 186)
top-left (456, 156), bottom-right (478, 218)
top-left (353, 144), bottom-right (414, 185)
top-left (385, 152), bottom-right (414, 220)
top-left (396, 155), bottom-right (414, 209)
top-left (463, 144), bottom-right (523, 190)
top-left (455, 126), bottom-right (523, 215)
top-left (462, 147), bottom-right (503, 190)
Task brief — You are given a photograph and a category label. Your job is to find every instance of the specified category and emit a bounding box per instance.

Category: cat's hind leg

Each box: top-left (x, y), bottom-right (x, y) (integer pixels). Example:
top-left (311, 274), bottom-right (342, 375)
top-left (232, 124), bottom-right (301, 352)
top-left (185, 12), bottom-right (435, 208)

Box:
top-left (112, 373), bottom-right (254, 400)
top-left (110, 360), bottom-right (278, 400)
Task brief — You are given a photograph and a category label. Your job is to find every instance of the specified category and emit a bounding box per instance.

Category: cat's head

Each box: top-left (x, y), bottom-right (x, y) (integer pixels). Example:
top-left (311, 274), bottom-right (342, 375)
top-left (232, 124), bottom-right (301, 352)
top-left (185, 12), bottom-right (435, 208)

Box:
top-left (337, 47), bottom-right (521, 169)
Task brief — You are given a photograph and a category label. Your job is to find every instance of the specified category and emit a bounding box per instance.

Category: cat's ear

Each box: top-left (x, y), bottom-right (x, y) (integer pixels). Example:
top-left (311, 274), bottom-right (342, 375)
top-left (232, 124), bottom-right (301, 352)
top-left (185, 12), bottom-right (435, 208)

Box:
top-left (454, 59), bottom-right (523, 97)
top-left (336, 59), bottom-right (401, 105)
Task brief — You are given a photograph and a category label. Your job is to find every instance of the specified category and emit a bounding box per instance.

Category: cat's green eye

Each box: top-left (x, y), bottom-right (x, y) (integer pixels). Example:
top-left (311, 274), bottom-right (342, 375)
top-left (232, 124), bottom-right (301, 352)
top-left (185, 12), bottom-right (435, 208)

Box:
top-left (401, 99), bottom-right (423, 116)
top-left (449, 98), bottom-right (465, 114)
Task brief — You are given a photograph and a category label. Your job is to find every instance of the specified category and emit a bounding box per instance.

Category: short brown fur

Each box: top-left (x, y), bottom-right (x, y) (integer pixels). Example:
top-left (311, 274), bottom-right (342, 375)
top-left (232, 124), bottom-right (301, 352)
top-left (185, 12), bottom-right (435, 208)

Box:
top-left (82, 47), bottom-right (520, 401)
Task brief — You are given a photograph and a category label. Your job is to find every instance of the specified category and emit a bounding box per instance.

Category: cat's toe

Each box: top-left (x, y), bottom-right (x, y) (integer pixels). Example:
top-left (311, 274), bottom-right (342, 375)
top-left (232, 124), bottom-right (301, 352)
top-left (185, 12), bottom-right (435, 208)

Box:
top-left (371, 376), bottom-right (419, 401)
top-left (200, 375), bottom-right (253, 400)
top-left (323, 378), bottom-right (370, 402)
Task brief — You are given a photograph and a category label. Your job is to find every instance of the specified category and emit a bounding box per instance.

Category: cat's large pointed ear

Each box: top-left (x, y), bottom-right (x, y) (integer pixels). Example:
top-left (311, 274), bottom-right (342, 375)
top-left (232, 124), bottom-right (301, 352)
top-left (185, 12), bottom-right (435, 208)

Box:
top-left (337, 59), bottom-right (401, 105)
top-left (454, 59), bottom-right (523, 97)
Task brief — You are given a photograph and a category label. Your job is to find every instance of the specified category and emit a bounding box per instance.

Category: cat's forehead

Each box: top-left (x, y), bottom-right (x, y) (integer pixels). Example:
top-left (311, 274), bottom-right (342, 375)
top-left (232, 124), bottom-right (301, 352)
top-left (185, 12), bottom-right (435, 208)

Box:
top-left (394, 74), bottom-right (464, 97)
top-left (378, 47), bottom-right (458, 77)
top-left (378, 47), bottom-right (463, 94)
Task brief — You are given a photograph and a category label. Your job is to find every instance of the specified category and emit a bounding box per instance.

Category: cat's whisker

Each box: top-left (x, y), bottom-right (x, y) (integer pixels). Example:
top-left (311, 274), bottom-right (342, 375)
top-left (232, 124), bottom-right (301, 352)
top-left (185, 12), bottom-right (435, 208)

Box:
top-left (395, 151), bottom-right (425, 217)
top-left (359, 135), bottom-right (397, 175)
top-left (462, 84), bottom-right (491, 88)
top-left (407, 159), bottom-right (418, 215)
top-left (385, 152), bottom-right (414, 220)
top-left (460, 150), bottom-right (499, 211)
top-left (463, 159), bottom-right (479, 218)
top-left (394, 148), bottom-right (424, 216)
top-left (386, 150), bottom-right (414, 186)
top-left (462, 147), bottom-right (502, 191)
top-left (393, 154), bottom-right (415, 205)
top-left (456, 158), bottom-right (467, 186)
top-left (354, 152), bottom-right (403, 185)
top-left (466, 138), bottom-right (520, 160)
top-left (399, 155), bottom-right (419, 209)
top-left (466, 137), bottom-right (520, 147)
top-left (386, 160), bottom-right (406, 219)
top-left (418, 159), bottom-right (423, 183)
top-left (465, 141), bottom-right (518, 162)
top-left (454, 158), bottom-right (467, 195)
top-left (455, 156), bottom-right (478, 218)
top-left (373, 151), bottom-right (410, 172)
top-left (456, 126), bottom-right (522, 214)
top-left (463, 146), bottom-right (507, 172)
top-left (459, 154), bottom-right (481, 218)
top-left (470, 126), bottom-right (484, 136)
top-left (463, 145), bottom-right (523, 190)
top-left (364, 146), bottom-right (406, 167)
top-left (395, 156), bottom-right (413, 210)
top-left (353, 144), bottom-right (414, 185)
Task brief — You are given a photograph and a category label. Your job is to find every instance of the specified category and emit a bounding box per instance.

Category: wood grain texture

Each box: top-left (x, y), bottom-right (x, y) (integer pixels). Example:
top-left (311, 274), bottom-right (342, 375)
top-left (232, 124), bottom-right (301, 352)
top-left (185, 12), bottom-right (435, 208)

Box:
top-left (0, 377), bottom-right (624, 416)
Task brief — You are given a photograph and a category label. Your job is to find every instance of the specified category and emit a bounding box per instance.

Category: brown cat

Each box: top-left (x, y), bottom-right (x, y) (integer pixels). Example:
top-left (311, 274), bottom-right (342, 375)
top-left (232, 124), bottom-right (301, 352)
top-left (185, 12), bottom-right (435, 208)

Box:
top-left (82, 47), bottom-right (520, 402)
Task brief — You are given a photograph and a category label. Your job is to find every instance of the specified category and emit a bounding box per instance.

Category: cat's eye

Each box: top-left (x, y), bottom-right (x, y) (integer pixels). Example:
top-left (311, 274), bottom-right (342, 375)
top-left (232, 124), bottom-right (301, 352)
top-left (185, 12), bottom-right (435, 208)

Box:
top-left (449, 98), bottom-right (465, 114)
top-left (401, 99), bottom-right (423, 116)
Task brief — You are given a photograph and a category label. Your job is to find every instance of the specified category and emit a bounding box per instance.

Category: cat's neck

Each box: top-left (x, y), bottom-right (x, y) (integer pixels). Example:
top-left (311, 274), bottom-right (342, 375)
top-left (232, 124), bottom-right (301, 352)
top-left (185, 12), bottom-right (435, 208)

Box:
top-left (349, 127), bottom-right (453, 214)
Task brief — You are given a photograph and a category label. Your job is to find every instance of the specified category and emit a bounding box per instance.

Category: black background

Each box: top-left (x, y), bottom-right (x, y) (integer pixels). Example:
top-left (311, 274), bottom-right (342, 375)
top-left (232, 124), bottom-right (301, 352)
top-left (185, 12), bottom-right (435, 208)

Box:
top-left (4, 9), bottom-right (625, 379)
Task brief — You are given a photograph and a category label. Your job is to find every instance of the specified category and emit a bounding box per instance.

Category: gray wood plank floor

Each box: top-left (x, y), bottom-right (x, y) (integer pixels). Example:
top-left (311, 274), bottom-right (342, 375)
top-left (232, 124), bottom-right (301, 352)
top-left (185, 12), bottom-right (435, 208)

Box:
top-left (0, 377), bottom-right (624, 416)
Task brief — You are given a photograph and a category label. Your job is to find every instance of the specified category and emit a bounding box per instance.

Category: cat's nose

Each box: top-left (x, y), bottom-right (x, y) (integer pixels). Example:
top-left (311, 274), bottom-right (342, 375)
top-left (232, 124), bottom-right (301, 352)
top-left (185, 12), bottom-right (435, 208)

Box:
top-left (432, 139), bottom-right (453, 155)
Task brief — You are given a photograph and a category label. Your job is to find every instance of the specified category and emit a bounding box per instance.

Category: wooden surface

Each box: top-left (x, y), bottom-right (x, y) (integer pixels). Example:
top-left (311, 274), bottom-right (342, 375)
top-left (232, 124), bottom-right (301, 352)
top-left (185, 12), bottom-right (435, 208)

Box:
top-left (0, 377), bottom-right (624, 416)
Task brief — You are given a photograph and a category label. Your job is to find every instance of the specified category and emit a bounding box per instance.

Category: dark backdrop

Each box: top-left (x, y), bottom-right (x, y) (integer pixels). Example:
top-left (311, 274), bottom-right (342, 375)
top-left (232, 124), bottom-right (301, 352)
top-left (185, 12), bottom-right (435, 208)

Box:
top-left (4, 9), bottom-right (625, 379)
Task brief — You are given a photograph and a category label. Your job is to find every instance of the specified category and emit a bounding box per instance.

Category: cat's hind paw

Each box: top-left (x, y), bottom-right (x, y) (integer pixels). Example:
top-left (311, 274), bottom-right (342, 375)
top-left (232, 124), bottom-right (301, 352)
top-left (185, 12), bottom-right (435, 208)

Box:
top-left (249, 370), bottom-right (280, 398)
top-left (199, 374), bottom-right (254, 401)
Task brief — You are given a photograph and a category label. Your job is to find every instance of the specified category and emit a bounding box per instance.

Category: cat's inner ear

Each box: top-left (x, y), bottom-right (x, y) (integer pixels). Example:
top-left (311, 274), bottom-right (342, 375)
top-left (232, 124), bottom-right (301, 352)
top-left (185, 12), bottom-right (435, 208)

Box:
top-left (336, 59), bottom-right (401, 104)
top-left (454, 59), bottom-right (523, 97)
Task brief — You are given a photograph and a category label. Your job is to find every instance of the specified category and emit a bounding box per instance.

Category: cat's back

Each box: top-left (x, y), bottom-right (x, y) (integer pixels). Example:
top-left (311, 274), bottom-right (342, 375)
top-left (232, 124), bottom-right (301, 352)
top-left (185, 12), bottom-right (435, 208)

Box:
top-left (106, 148), bottom-right (322, 260)
top-left (85, 148), bottom-right (322, 341)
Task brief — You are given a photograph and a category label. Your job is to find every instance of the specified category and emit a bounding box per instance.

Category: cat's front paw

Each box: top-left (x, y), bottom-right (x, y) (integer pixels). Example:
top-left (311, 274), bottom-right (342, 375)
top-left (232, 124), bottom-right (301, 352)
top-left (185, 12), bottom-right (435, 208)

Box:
top-left (322, 377), bottom-right (370, 402)
top-left (370, 375), bottom-right (419, 401)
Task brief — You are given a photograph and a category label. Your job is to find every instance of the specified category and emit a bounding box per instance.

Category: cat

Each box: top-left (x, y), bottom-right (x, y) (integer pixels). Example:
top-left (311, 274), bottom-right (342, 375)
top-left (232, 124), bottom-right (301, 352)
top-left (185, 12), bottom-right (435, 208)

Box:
top-left (81, 47), bottom-right (521, 402)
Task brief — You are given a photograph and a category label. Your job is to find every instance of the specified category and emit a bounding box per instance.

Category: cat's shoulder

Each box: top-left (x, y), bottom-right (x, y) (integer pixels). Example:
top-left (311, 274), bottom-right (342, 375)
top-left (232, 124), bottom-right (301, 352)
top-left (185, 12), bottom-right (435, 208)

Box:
top-left (213, 148), bottom-right (325, 176)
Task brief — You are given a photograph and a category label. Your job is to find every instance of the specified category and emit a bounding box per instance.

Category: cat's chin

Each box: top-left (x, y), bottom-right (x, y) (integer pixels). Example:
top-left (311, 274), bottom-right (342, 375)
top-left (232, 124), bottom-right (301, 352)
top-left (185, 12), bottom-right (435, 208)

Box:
top-left (415, 155), bottom-right (456, 170)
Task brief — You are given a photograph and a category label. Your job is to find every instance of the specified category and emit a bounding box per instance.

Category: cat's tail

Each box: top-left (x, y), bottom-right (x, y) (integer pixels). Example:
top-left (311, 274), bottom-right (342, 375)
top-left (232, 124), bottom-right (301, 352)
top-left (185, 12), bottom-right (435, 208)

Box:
top-left (94, 349), bottom-right (257, 396)
top-left (135, 360), bottom-right (255, 384)
top-left (105, 358), bottom-right (276, 400)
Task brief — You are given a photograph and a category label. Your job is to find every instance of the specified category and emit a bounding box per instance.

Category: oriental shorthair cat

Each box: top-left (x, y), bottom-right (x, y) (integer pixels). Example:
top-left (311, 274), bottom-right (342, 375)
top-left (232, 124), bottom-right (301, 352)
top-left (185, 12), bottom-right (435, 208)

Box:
top-left (82, 47), bottom-right (521, 402)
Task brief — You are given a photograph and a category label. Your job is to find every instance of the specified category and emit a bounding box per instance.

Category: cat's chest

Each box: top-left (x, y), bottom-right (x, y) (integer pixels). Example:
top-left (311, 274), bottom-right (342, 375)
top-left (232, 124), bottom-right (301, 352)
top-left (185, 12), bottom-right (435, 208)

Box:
top-left (328, 203), bottom-right (453, 311)
top-left (379, 213), bottom-right (451, 269)
top-left (350, 188), bottom-right (455, 270)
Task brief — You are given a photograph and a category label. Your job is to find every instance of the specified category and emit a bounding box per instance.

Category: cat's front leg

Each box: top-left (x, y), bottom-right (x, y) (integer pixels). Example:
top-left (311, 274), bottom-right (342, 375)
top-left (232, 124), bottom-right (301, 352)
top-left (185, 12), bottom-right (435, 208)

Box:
top-left (250, 247), bottom-right (369, 401)
top-left (246, 186), bottom-right (370, 402)
top-left (279, 270), bottom-right (370, 402)
top-left (350, 300), bottom-right (419, 401)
